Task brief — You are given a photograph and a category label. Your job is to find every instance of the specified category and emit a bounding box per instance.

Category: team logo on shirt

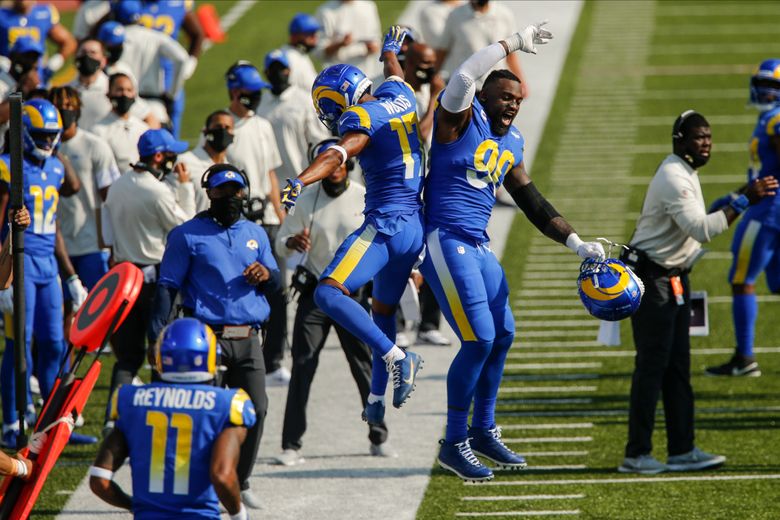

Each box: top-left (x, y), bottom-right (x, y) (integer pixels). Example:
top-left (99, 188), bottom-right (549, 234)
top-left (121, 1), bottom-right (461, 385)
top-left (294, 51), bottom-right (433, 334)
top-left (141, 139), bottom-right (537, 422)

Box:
top-left (246, 239), bottom-right (259, 250)
top-left (457, 246), bottom-right (465, 255)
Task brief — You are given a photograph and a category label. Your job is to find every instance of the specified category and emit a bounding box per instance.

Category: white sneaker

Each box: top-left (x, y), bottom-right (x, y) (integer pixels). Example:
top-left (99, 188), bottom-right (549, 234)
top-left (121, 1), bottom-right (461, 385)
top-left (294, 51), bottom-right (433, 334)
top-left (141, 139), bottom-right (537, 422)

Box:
top-left (241, 488), bottom-right (262, 510)
top-left (275, 448), bottom-right (305, 466)
top-left (417, 329), bottom-right (452, 346)
top-left (370, 442), bottom-right (398, 458)
top-left (618, 454), bottom-right (667, 474)
top-left (266, 366), bottom-right (291, 386)
top-left (667, 447), bottom-right (726, 472)
top-left (29, 375), bottom-right (40, 396)
top-left (395, 332), bottom-right (411, 348)
top-left (75, 414), bottom-right (85, 428)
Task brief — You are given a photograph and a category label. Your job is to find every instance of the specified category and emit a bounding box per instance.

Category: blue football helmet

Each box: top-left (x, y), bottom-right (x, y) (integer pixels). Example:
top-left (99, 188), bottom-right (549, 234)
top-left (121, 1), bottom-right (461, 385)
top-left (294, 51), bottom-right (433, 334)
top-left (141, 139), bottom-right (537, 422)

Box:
top-left (577, 258), bottom-right (644, 322)
top-left (750, 58), bottom-right (780, 111)
top-left (311, 64), bottom-right (372, 131)
top-left (154, 318), bottom-right (220, 383)
top-left (22, 99), bottom-right (62, 161)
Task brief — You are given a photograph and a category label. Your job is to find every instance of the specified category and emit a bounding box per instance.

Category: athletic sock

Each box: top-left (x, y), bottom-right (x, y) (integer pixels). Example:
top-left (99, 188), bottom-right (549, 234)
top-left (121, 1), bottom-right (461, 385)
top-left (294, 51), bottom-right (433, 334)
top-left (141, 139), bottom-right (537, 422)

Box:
top-left (471, 397), bottom-right (497, 430)
top-left (445, 407), bottom-right (469, 443)
top-left (733, 293), bottom-right (757, 358)
top-left (367, 393), bottom-right (385, 405)
top-left (445, 340), bottom-right (493, 443)
top-left (381, 345), bottom-right (406, 364)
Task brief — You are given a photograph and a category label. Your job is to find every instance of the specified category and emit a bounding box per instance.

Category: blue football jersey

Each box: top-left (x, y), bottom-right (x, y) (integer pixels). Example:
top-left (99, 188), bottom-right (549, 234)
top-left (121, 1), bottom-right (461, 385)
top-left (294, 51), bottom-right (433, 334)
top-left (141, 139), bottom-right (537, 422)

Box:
top-left (337, 78), bottom-right (424, 215)
top-left (112, 382), bottom-right (256, 520)
top-left (0, 4), bottom-right (58, 57)
top-left (745, 107), bottom-right (780, 229)
top-left (425, 94), bottom-right (524, 242)
top-left (0, 154), bottom-right (64, 257)
top-left (137, 0), bottom-right (192, 89)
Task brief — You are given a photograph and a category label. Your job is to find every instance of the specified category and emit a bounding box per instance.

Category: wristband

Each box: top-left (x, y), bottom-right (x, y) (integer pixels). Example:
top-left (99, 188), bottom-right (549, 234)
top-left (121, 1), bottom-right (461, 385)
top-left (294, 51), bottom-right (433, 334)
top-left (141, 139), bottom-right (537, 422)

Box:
top-left (728, 194), bottom-right (749, 214)
top-left (47, 53), bottom-right (65, 72)
top-left (503, 32), bottom-right (523, 54)
top-left (230, 503), bottom-right (248, 520)
top-left (565, 233), bottom-right (584, 253)
top-left (13, 458), bottom-right (27, 478)
top-left (89, 465), bottom-right (114, 480)
top-left (329, 145), bottom-right (348, 166)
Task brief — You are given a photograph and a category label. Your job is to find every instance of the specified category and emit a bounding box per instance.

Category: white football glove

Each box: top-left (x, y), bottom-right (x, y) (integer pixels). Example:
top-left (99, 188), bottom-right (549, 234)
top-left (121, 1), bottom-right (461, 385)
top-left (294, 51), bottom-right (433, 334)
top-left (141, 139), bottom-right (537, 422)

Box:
top-left (507, 21), bottom-right (554, 55)
top-left (566, 234), bottom-right (605, 260)
top-left (0, 288), bottom-right (13, 314)
top-left (182, 55), bottom-right (198, 80)
top-left (67, 275), bottom-right (89, 311)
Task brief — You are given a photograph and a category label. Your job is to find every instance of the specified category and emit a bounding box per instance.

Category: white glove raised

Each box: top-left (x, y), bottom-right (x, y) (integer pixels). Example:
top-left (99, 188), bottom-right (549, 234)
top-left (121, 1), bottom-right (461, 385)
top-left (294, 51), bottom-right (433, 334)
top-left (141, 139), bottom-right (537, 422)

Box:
top-left (67, 275), bottom-right (89, 311)
top-left (0, 287), bottom-right (13, 314)
top-left (182, 55), bottom-right (198, 80)
top-left (506, 20), bottom-right (554, 55)
top-left (566, 233), bottom-right (605, 260)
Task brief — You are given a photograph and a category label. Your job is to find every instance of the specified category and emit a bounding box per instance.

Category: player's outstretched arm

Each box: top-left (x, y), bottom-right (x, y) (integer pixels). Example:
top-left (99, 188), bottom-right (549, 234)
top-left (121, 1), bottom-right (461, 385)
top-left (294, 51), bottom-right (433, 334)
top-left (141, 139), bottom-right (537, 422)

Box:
top-left (380, 25), bottom-right (407, 80)
top-left (282, 132), bottom-right (369, 211)
top-left (211, 426), bottom-right (248, 519)
top-left (0, 450), bottom-right (32, 479)
top-left (504, 162), bottom-right (604, 259)
top-left (89, 429), bottom-right (132, 511)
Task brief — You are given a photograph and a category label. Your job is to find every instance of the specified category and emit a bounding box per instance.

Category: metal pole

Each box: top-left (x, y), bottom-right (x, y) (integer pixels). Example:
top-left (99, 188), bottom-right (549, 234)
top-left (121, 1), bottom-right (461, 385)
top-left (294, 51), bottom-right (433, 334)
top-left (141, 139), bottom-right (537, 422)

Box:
top-left (8, 93), bottom-right (26, 450)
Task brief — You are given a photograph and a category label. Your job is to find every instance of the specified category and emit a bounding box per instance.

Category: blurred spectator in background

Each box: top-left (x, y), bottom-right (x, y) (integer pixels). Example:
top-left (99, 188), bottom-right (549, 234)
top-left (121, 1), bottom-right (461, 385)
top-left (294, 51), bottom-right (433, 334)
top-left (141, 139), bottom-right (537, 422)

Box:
top-left (49, 86), bottom-right (120, 329)
top-left (177, 109), bottom-right (235, 214)
top-left (316, 0), bottom-right (382, 80)
top-left (101, 128), bottom-right (192, 436)
top-left (404, 42), bottom-right (444, 148)
top-left (283, 13), bottom-right (321, 92)
top-left (259, 49), bottom-right (329, 184)
top-left (111, 0), bottom-right (190, 130)
top-left (417, 0), bottom-right (464, 47)
top-left (0, 36), bottom-right (42, 152)
top-left (433, 0), bottom-right (528, 95)
top-left (275, 138), bottom-right (393, 466)
top-left (0, 0), bottom-right (76, 85)
top-left (92, 72), bottom-right (151, 172)
top-left (224, 61), bottom-right (290, 385)
top-left (72, 0), bottom-right (111, 40)
top-left (136, 0), bottom-right (204, 138)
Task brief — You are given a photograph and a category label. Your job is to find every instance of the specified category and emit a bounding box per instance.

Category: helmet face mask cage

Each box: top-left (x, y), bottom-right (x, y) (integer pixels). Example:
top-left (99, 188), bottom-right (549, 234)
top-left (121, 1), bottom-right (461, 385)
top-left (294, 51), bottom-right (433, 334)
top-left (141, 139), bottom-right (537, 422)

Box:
top-left (311, 64), bottom-right (371, 131)
top-left (749, 59), bottom-right (780, 111)
top-left (154, 318), bottom-right (221, 384)
top-left (577, 258), bottom-right (644, 322)
top-left (22, 100), bottom-right (63, 160)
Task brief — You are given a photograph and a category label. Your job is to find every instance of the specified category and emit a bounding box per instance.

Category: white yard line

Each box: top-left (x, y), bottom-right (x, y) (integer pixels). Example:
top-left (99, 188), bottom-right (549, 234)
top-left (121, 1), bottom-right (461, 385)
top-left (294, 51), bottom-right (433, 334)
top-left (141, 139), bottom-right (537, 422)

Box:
top-left (477, 474), bottom-right (780, 487)
top-left (455, 511), bottom-right (581, 518)
top-left (462, 495), bottom-right (585, 501)
top-left (500, 423), bottom-right (594, 431)
top-left (504, 362), bottom-right (602, 370)
top-left (521, 452), bottom-right (589, 457)
top-left (498, 386), bottom-right (597, 394)
top-left (503, 437), bottom-right (593, 444)
top-left (508, 347), bottom-right (780, 360)
top-left (201, 0), bottom-right (257, 52)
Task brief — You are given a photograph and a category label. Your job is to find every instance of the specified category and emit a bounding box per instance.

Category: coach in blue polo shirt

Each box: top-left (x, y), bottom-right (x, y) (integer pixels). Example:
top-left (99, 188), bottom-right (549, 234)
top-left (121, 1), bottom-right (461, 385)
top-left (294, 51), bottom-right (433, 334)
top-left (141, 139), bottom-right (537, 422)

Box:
top-left (150, 163), bottom-right (279, 510)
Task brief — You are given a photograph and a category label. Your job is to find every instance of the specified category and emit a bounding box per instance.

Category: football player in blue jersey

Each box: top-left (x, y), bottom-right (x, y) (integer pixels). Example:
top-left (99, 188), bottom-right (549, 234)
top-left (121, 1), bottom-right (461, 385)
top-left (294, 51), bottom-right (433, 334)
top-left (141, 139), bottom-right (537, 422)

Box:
top-left (0, 0), bottom-right (76, 84)
top-left (420, 25), bottom-right (608, 481)
top-left (0, 99), bottom-right (92, 448)
top-left (280, 26), bottom-right (424, 425)
top-left (134, 0), bottom-right (204, 137)
top-left (90, 318), bottom-right (256, 520)
top-left (706, 59), bottom-right (780, 378)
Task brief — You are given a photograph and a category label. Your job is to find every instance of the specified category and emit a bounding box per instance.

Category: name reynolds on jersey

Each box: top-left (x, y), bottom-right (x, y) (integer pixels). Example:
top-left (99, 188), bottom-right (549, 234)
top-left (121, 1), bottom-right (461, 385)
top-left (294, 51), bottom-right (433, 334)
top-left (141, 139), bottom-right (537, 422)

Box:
top-left (380, 94), bottom-right (412, 115)
top-left (132, 386), bottom-right (217, 410)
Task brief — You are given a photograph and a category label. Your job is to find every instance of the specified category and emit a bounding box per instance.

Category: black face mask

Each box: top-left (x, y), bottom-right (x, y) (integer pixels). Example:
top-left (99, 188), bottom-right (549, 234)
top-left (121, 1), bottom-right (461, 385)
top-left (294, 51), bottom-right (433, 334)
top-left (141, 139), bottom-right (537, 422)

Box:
top-left (414, 67), bottom-right (435, 84)
top-left (209, 195), bottom-right (244, 227)
top-left (106, 45), bottom-right (123, 65)
top-left (60, 109), bottom-right (79, 130)
top-left (75, 55), bottom-right (101, 76)
top-left (204, 127), bottom-right (234, 152)
top-left (239, 92), bottom-right (262, 112)
top-left (322, 177), bottom-right (349, 198)
top-left (295, 42), bottom-right (316, 54)
top-left (472, 0), bottom-right (489, 6)
top-left (10, 59), bottom-right (35, 81)
top-left (267, 69), bottom-right (290, 96)
top-left (110, 95), bottom-right (135, 115)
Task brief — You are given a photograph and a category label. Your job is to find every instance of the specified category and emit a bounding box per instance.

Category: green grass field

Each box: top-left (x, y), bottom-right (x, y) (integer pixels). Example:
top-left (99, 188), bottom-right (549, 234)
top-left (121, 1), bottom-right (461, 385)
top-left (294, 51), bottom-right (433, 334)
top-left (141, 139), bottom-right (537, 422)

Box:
top-left (5, 1), bottom-right (780, 518)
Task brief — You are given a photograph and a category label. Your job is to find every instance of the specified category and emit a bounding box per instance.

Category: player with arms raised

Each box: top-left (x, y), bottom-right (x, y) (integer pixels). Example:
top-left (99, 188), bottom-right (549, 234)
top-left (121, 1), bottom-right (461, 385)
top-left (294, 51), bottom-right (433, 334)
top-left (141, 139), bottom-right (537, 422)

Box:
top-left (420, 24), bottom-right (606, 481)
top-left (89, 318), bottom-right (256, 520)
top-left (280, 27), bottom-right (424, 425)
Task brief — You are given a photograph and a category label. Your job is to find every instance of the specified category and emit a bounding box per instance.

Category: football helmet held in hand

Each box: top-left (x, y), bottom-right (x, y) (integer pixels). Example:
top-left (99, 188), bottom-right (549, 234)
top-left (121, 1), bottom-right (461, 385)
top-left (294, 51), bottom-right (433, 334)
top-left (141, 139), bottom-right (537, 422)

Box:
top-left (577, 258), bottom-right (644, 321)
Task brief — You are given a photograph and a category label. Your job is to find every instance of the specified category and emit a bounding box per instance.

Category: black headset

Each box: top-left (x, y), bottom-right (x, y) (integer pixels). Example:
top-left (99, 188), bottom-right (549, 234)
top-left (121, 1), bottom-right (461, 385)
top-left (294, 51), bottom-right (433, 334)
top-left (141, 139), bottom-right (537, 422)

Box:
top-left (308, 138), bottom-right (355, 172)
top-left (200, 163), bottom-right (251, 199)
top-left (672, 109), bottom-right (701, 140)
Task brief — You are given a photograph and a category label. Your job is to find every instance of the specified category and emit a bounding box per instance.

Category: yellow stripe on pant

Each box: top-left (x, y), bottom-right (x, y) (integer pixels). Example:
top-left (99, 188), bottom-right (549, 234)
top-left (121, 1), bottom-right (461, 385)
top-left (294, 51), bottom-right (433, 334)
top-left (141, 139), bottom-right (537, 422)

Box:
top-left (732, 220), bottom-right (762, 284)
top-left (329, 225), bottom-right (378, 285)
top-left (426, 229), bottom-right (476, 342)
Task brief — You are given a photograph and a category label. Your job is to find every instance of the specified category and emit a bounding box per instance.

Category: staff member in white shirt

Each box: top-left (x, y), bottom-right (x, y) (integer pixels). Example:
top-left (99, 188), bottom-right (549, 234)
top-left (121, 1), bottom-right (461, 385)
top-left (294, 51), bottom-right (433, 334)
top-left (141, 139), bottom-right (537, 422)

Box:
top-left (50, 86), bottom-right (120, 297)
top-left (618, 111), bottom-right (778, 475)
top-left (101, 128), bottom-right (191, 434)
top-left (92, 72), bottom-right (150, 172)
top-left (275, 139), bottom-right (394, 465)
top-left (112, 0), bottom-right (189, 127)
top-left (258, 49), bottom-right (329, 184)
top-left (224, 61), bottom-right (289, 384)
top-left (316, 0), bottom-right (382, 79)
top-left (433, 0), bottom-right (527, 94)
top-left (177, 109), bottom-right (234, 213)
top-left (283, 13), bottom-right (321, 92)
